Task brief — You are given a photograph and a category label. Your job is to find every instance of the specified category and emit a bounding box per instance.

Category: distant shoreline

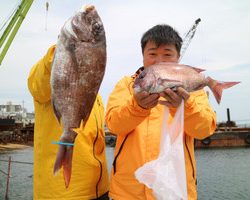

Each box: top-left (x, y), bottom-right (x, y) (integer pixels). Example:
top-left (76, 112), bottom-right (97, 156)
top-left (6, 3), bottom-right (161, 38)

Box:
top-left (0, 143), bottom-right (33, 151)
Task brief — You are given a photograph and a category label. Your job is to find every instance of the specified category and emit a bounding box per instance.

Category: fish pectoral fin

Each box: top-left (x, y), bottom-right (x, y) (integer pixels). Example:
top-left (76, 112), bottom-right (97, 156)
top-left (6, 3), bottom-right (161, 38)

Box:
top-left (158, 78), bottom-right (183, 88)
top-left (71, 120), bottom-right (87, 134)
top-left (71, 128), bottom-right (79, 134)
top-left (52, 100), bottom-right (62, 124)
top-left (53, 144), bottom-right (73, 188)
top-left (158, 78), bottom-right (182, 83)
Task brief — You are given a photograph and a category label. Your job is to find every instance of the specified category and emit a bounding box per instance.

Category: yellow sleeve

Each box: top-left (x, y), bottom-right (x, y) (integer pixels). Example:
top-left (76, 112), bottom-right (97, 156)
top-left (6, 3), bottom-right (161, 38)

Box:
top-left (105, 76), bottom-right (151, 136)
top-left (27, 45), bottom-right (56, 103)
top-left (183, 89), bottom-right (217, 139)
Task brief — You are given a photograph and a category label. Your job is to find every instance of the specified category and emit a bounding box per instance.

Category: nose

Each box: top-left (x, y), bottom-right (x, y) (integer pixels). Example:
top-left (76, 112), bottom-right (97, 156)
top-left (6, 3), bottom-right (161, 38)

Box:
top-left (155, 55), bottom-right (166, 64)
top-left (148, 56), bottom-right (164, 66)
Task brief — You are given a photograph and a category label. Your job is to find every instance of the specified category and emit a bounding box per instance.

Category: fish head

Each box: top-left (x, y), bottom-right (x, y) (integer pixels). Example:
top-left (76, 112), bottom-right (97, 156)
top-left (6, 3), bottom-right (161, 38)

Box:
top-left (133, 68), bottom-right (158, 93)
top-left (65, 5), bottom-right (105, 43)
top-left (133, 63), bottom-right (184, 94)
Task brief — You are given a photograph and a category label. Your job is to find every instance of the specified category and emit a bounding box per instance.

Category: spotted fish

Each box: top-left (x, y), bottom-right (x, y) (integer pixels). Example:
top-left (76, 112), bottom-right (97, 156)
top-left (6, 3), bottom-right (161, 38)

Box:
top-left (51, 5), bottom-right (106, 187)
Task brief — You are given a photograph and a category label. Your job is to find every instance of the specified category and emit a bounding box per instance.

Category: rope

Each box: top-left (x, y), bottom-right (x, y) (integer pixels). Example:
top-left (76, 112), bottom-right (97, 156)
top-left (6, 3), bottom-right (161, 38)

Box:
top-left (0, 169), bottom-right (15, 177)
top-left (45, 1), bottom-right (49, 31)
top-left (0, 169), bottom-right (9, 176)
top-left (0, 159), bottom-right (33, 165)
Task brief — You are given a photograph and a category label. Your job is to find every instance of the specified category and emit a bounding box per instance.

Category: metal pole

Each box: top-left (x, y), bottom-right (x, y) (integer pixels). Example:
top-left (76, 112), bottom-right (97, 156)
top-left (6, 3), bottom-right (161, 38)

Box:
top-left (0, 0), bottom-right (34, 65)
top-left (5, 156), bottom-right (11, 200)
top-left (0, 1), bottom-right (26, 47)
top-left (227, 108), bottom-right (232, 131)
top-left (227, 108), bottom-right (231, 123)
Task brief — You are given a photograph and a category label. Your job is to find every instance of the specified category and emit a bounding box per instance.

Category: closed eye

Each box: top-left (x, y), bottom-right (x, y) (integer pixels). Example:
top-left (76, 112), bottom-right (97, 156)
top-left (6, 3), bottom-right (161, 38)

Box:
top-left (164, 54), bottom-right (171, 57)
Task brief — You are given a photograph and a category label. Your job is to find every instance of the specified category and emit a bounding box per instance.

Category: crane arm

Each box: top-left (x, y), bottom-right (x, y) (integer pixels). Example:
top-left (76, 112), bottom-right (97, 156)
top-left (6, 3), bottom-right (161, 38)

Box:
top-left (0, 0), bottom-right (34, 65)
top-left (179, 18), bottom-right (201, 61)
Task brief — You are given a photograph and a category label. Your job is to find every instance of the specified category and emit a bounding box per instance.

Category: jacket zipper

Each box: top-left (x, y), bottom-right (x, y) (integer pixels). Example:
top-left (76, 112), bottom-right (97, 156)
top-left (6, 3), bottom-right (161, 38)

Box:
top-left (184, 135), bottom-right (196, 184)
top-left (112, 134), bottom-right (128, 174)
top-left (93, 112), bottom-right (103, 198)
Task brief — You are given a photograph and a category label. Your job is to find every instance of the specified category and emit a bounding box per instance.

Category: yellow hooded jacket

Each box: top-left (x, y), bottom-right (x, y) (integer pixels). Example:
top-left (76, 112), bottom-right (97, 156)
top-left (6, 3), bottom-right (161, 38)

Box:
top-left (105, 75), bottom-right (216, 200)
top-left (28, 45), bottom-right (109, 200)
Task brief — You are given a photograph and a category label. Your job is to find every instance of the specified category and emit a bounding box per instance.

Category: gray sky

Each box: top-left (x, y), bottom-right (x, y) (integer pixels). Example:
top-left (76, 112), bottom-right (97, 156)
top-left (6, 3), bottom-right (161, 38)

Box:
top-left (0, 0), bottom-right (249, 123)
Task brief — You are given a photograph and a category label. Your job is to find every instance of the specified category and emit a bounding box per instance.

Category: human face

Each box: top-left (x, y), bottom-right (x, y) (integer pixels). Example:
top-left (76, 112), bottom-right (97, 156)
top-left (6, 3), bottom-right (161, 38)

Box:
top-left (143, 41), bottom-right (180, 67)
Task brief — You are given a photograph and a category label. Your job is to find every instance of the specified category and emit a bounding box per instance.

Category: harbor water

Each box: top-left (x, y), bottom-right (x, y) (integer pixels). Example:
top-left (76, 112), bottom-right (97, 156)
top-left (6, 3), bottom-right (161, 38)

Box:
top-left (0, 147), bottom-right (250, 199)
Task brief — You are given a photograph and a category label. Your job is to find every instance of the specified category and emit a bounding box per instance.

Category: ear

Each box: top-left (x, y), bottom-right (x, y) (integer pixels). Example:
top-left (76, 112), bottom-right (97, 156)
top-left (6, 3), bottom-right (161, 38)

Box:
top-left (177, 53), bottom-right (181, 60)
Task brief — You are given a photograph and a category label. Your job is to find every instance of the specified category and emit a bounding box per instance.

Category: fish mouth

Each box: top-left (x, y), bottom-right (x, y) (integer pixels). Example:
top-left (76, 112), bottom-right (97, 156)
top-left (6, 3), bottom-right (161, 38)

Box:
top-left (92, 22), bottom-right (103, 35)
top-left (83, 5), bottom-right (95, 13)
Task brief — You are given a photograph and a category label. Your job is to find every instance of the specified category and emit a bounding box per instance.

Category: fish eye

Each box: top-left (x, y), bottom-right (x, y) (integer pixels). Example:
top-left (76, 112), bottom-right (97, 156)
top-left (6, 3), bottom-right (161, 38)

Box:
top-left (93, 22), bottom-right (101, 30)
top-left (138, 71), bottom-right (146, 79)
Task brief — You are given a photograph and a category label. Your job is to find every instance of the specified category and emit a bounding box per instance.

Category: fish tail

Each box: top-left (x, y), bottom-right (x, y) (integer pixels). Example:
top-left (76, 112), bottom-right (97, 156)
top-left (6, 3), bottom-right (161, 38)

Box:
top-left (207, 76), bottom-right (240, 104)
top-left (53, 144), bottom-right (74, 188)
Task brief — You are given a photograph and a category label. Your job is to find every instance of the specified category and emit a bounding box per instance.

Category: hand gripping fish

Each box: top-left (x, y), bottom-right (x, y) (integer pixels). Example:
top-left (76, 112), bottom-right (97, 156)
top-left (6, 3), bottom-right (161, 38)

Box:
top-left (133, 62), bottom-right (240, 104)
top-left (51, 5), bottom-right (106, 187)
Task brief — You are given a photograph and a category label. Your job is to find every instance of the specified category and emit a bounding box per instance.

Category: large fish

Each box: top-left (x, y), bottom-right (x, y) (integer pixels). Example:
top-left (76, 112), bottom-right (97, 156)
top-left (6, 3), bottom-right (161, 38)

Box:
top-left (133, 62), bottom-right (239, 104)
top-left (51, 5), bottom-right (106, 187)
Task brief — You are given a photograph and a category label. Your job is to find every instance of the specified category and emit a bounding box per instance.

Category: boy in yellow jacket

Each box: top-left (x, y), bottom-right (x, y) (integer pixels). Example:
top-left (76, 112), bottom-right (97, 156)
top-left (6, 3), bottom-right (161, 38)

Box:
top-left (105, 24), bottom-right (216, 199)
top-left (28, 45), bottom-right (109, 200)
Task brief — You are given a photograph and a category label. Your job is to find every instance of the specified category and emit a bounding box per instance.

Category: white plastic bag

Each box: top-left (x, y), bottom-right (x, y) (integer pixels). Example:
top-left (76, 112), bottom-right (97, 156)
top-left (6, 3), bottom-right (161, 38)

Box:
top-left (135, 101), bottom-right (187, 200)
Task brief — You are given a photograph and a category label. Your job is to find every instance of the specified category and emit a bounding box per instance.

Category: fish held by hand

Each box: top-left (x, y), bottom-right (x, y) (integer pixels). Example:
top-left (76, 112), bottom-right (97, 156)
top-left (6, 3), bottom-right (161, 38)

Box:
top-left (51, 5), bottom-right (106, 188)
top-left (133, 62), bottom-right (240, 104)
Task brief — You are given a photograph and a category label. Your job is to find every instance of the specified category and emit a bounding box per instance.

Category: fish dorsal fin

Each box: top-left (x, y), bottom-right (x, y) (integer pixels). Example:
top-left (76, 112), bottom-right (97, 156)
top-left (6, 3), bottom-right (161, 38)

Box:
top-left (185, 65), bottom-right (205, 73)
top-left (52, 99), bottom-right (62, 124)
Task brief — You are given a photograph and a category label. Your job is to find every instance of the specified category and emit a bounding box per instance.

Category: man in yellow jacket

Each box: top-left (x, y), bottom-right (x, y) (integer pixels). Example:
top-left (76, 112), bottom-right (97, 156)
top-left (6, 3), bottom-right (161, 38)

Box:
top-left (105, 24), bottom-right (216, 199)
top-left (28, 45), bottom-right (109, 200)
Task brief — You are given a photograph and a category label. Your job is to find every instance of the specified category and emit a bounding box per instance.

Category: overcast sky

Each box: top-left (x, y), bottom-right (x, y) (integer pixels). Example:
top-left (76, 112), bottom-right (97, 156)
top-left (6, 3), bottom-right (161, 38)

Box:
top-left (0, 0), bottom-right (249, 123)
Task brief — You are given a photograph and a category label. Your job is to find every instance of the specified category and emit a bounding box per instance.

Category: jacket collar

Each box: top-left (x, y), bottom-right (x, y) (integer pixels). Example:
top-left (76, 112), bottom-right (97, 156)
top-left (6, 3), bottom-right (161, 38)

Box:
top-left (131, 66), bottom-right (144, 79)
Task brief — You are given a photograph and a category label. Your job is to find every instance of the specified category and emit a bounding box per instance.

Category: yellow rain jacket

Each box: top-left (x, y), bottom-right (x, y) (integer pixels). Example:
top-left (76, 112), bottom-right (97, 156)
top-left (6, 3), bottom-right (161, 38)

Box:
top-left (28, 45), bottom-right (109, 200)
top-left (105, 75), bottom-right (216, 200)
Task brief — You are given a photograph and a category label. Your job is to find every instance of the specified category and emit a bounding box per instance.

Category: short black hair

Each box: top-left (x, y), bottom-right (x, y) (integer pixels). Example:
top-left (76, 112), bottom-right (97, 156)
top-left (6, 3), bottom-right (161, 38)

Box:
top-left (141, 24), bottom-right (182, 55)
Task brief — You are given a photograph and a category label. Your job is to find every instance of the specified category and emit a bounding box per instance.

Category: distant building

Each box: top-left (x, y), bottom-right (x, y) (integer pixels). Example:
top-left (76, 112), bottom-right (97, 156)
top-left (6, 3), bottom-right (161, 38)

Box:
top-left (26, 112), bottom-right (35, 124)
top-left (0, 101), bottom-right (34, 124)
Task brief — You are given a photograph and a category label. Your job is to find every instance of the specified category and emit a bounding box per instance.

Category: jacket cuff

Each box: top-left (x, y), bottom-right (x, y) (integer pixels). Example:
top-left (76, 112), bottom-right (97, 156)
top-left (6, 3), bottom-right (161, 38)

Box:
top-left (184, 94), bottom-right (196, 110)
top-left (130, 97), bottom-right (151, 116)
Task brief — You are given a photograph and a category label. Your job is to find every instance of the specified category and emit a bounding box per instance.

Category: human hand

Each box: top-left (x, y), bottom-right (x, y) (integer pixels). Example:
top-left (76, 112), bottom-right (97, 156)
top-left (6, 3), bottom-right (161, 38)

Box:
top-left (133, 91), bottom-right (160, 109)
top-left (158, 87), bottom-right (190, 108)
